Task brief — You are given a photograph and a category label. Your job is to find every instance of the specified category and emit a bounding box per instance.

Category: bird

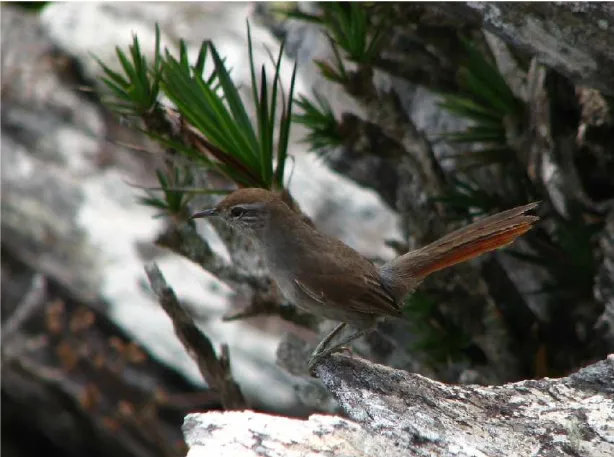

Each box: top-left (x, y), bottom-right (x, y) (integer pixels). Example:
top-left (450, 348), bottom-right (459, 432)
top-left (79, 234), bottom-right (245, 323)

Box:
top-left (191, 188), bottom-right (539, 371)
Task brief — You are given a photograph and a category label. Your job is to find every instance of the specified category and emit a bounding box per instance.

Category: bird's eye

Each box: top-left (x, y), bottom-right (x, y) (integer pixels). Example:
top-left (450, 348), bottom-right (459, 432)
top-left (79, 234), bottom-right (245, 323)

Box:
top-left (230, 206), bottom-right (245, 218)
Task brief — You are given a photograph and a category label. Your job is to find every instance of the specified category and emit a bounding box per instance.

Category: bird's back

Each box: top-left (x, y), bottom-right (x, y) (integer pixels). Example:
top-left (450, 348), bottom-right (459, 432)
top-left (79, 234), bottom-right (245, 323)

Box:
top-left (262, 206), bottom-right (402, 327)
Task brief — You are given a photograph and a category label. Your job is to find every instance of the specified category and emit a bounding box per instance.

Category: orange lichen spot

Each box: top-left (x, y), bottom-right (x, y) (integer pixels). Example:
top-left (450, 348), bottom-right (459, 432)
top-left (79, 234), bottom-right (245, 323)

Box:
top-left (56, 340), bottom-right (79, 371)
top-left (153, 388), bottom-right (169, 405)
top-left (69, 307), bottom-right (96, 333)
top-left (93, 353), bottom-right (106, 369)
top-left (109, 336), bottom-right (125, 353)
top-left (124, 342), bottom-right (147, 364)
top-left (46, 299), bottom-right (65, 334)
top-left (79, 384), bottom-right (102, 411)
top-left (102, 416), bottom-right (121, 431)
top-left (117, 400), bottom-right (135, 417)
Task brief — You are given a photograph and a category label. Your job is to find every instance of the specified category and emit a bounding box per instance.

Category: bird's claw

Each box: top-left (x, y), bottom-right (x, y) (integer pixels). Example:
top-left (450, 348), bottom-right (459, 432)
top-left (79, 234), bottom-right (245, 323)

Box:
top-left (307, 345), bottom-right (353, 375)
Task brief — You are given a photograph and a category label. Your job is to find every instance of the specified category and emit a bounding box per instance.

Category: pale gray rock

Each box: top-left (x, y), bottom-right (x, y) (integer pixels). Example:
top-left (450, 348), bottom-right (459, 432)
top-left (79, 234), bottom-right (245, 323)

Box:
top-left (4, 2), bottom-right (401, 417)
top-left (448, 2), bottom-right (614, 95)
top-left (184, 354), bottom-right (614, 457)
top-left (1, 3), bottom-right (295, 413)
top-left (183, 410), bottom-right (408, 457)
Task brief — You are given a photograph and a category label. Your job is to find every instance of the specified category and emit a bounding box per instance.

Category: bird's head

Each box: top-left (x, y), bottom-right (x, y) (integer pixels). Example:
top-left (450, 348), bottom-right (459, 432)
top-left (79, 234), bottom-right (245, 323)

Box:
top-left (190, 188), bottom-right (284, 238)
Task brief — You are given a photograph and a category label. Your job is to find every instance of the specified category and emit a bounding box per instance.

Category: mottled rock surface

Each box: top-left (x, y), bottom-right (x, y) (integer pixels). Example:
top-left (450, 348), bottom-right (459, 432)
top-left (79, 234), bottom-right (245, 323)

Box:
top-left (184, 354), bottom-right (614, 457)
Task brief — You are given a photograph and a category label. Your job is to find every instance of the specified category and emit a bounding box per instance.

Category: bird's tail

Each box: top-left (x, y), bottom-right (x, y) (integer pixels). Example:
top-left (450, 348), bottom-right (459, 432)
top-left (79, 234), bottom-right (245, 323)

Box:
top-left (380, 202), bottom-right (539, 301)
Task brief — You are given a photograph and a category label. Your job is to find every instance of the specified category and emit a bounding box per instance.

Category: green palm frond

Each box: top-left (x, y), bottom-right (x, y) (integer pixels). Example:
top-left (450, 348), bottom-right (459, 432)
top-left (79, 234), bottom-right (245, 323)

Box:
top-left (293, 91), bottom-right (342, 154)
top-left (95, 24), bottom-right (162, 118)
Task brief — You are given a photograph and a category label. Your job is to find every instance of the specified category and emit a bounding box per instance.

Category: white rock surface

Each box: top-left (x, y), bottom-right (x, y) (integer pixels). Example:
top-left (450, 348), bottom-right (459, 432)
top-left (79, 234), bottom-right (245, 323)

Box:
top-left (183, 354), bottom-right (614, 457)
top-left (28, 2), bottom-right (401, 411)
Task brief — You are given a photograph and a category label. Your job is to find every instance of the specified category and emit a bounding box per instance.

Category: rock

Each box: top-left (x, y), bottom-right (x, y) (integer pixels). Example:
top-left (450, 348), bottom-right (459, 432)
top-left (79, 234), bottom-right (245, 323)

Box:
top-left (442, 2), bottom-right (614, 96)
top-left (1, 3), bottom-right (296, 414)
top-left (183, 410), bottom-right (408, 457)
top-left (183, 354), bottom-right (614, 457)
top-left (596, 211), bottom-right (614, 346)
top-left (3, 2), bottom-right (401, 418)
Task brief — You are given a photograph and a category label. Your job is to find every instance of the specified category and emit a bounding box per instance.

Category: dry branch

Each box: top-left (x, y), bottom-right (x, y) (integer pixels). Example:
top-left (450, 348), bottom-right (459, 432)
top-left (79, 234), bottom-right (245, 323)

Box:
top-left (144, 262), bottom-right (247, 410)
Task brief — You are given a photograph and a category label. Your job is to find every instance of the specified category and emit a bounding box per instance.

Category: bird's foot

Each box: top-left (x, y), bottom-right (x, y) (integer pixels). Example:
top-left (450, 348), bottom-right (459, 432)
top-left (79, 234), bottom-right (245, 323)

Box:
top-left (307, 345), bottom-right (353, 374)
top-left (307, 328), bottom-right (367, 375)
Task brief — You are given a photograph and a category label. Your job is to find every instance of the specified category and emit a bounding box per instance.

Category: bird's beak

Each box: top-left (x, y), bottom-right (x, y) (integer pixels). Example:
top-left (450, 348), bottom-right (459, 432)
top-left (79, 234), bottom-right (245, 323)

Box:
top-left (189, 208), bottom-right (218, 219)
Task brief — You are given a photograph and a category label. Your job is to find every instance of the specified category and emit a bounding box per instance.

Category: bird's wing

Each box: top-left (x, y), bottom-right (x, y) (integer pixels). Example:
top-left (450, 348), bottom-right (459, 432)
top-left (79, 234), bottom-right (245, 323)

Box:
top-left (288, 228), bottom-right (402, 319)
top-left (294, 270), bottom-right (402, 318)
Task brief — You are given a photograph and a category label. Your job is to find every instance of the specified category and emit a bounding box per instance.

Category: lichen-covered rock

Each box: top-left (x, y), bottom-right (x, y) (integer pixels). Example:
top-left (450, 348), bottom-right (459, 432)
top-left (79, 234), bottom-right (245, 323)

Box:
top-left (446, 2), bottom-right (614, 95)
top-left (184, 354), bottom-right (614, 457)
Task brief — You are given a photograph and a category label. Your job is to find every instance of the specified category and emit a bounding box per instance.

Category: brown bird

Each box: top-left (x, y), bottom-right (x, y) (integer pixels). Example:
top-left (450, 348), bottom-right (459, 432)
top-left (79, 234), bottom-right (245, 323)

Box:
top-left (191, 188), bottom-right (539, 371)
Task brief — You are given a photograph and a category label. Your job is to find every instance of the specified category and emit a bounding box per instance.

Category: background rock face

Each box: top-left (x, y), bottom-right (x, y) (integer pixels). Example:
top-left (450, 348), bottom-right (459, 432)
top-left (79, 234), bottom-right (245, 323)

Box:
top-left (3, 2), bottom-right (614, 457)
top-left (460, 2), bottom-right (614, 95)
top-left (182, 355), bottom-right (614, 457)
top-left (2, 0), bottom-right (401, 437)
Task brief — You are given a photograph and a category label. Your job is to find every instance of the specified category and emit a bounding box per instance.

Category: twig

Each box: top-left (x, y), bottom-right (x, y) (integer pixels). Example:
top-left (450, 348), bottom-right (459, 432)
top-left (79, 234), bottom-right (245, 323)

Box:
top-left (144, 262), bottom-right (247, 410)
top-left (2, 274), bottom-right (47, 344)
top-left (155, 222), bottom-right (266, 291)
top-left (145, 101), bottom-right (322, 331)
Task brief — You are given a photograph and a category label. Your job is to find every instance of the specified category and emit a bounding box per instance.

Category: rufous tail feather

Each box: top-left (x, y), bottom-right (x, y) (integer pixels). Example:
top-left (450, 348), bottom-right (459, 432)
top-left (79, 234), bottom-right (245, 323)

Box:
top-left (380, 202), bottom-right (539, 302)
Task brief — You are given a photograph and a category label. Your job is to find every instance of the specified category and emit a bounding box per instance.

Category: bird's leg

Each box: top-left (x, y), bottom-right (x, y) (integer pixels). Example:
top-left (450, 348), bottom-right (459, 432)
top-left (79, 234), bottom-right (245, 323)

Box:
top-left (308, 324), bottom-right (368, 372)
top-left (310, 322), bottom-right (346, 361)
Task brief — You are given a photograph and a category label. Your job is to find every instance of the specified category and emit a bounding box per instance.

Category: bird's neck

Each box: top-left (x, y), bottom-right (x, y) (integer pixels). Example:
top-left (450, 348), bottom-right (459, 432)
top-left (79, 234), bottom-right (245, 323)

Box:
top-left (265, 205), bottom-right (313, 245)
top-left (248, 204), bottom-right (316, 268)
